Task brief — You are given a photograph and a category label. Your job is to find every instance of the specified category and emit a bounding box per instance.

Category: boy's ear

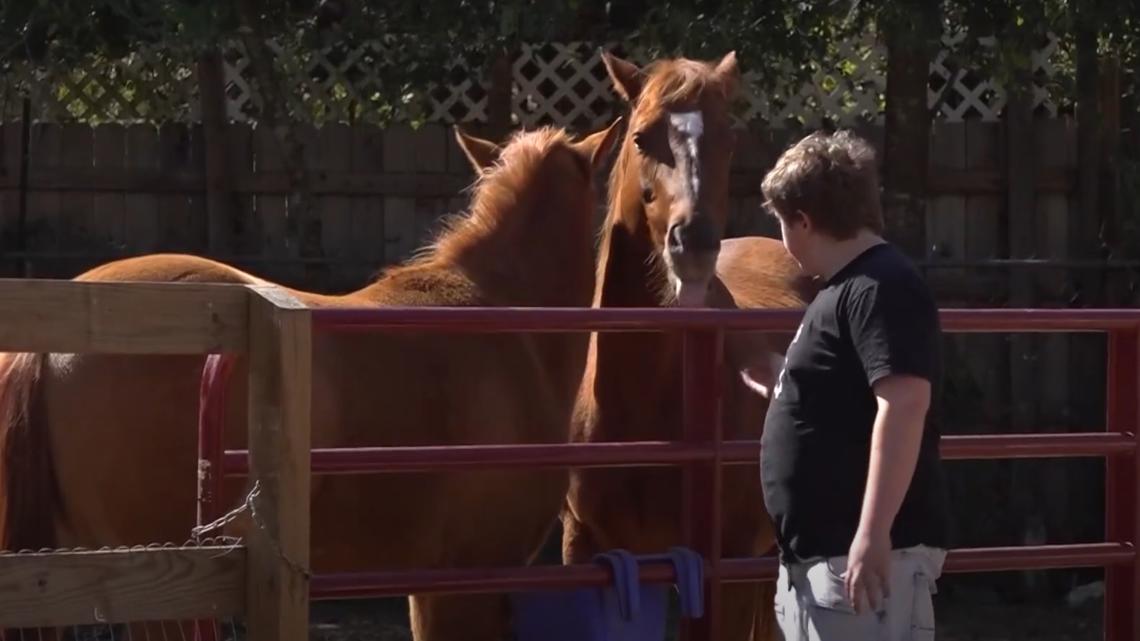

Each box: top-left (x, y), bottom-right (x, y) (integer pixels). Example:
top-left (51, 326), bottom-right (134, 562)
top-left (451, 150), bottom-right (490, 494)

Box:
top-left (793, 209), bottom-right (813, 231)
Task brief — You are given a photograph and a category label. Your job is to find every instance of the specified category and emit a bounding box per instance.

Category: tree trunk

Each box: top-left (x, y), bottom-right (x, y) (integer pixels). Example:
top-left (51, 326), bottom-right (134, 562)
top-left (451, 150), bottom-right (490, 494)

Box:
top-left (879, 5), bottom-right (940, 259)
top-left (235, 0), bottom-right (322, 269)
top-left (1073, 9), bottom-right (1103, 305)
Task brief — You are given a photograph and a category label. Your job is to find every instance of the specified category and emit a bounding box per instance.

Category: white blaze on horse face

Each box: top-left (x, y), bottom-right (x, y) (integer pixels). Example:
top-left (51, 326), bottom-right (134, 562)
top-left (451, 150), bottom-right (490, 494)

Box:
top-left (668, 110), bottom-right (704, 205)
top-left (666, 110), bottom-right (708, 308)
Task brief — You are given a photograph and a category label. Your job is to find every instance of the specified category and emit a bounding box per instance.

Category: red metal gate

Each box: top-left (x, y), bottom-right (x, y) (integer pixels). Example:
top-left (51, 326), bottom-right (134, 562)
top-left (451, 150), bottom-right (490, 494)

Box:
top-left (198, 307), bottom-right (1140, 641)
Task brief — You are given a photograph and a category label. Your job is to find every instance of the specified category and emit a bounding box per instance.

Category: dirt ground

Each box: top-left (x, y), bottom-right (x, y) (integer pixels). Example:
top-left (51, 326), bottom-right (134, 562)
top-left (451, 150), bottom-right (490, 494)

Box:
top-left (300, 592), bottom-right (1104, 641)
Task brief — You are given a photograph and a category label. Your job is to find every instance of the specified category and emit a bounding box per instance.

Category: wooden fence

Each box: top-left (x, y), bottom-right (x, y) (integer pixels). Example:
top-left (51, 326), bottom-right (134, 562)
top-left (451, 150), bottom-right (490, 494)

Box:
top-left (0, 114), bottom-right (1118, 595)
top-left (0, 279), bottom-right (309, 640)
top-left (0, 117), bottom-right (1078, 290)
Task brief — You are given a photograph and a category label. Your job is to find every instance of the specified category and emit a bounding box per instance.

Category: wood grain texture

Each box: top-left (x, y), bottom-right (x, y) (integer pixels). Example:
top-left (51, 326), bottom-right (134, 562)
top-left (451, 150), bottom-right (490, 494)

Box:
top-left (0, 546), bottom-right (245, 627)
top-left (245, 285), bottom-right (311, 641)
top-left (0, 279), bottom-right (247, 354)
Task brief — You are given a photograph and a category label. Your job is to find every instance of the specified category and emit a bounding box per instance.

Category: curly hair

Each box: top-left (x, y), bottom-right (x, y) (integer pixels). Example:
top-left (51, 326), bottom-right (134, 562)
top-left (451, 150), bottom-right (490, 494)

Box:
top-left (760, 129), bottom-right (884, 239)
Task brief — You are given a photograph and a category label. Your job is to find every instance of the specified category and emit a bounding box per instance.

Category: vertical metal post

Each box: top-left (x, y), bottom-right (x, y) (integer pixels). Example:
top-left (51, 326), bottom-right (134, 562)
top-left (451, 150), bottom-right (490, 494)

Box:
top-left (680, 329), bottom-right (724, 641)
top-left (1104, 326), bottom-right (1139, 641)
top-left (197, 353), bottom-right (232, 531)
top-left (194, 353), bottom-right (232, 641)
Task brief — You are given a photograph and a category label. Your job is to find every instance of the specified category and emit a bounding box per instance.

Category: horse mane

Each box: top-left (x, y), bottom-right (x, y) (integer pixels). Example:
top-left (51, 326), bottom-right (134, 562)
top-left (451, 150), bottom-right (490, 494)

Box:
top-left (382, 126), bottom-right (578, 279)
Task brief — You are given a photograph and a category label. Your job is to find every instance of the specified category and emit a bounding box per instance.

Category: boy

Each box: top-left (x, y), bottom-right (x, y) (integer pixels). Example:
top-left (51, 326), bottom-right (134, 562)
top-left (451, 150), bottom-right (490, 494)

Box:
top-left (754, 130), bottom-right (951, 640)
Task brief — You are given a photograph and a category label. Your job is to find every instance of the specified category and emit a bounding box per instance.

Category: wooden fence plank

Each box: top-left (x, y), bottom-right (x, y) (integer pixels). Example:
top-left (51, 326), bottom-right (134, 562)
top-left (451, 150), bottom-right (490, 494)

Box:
top-left (59, 125), bottom-right (94, 252)
top-left (0, 122), bottom-right (23, 273)
top-left (962, 119), bottom-right (1007, 424)
top-left (1034, 117), bottom-right (1072, 425)
top-left (199, 49), bottom-right (233, 254)
top-left (25, 123), bottom-right (61, 273)
top-left (964, 121), bottom-right (1002, 266)
top-left (0, 546), bottom-right (245, 627)
top-left (927, 122), bottom-right (968, 287)
top-left (157, 123), bottom-right (195, 251)
top-left (186, 123), bottom-right (209, 253)
top-left (0, 165), bottom-right (1073, 198)
top-left (125, 125), bottom-right (159, 252)
top-left (245, 286), bottom-right (311, 641)
top-left (321, 123), bottom-right (353, 286)
top-left (350, 125), bottom-right (386, 268)
top-left (0, 279), bottom-right (248, 354)
top-left (288, 124), bottom-right (320, 284)
top-left (229, 124), bottom-right (256, 255)
top-left (92, 125), bottom-right (126, 253)
top-left (253, 126), bottom-right (290, 262)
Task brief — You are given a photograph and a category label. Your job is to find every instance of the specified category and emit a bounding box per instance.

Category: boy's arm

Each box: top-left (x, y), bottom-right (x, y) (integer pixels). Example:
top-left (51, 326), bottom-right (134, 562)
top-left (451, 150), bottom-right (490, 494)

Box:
top-left (860, 375), bottom-right (931, 536)
top-left (842, 280), bottom-right (939, 613)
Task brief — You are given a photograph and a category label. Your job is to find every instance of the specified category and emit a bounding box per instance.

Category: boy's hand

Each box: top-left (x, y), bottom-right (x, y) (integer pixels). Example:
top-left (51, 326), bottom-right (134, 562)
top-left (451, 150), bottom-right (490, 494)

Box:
top-left (726, 331), bottom-right (785, 400)
top-left (737, 351), bottom-right (784, 399)
top-left (845, 526), bottom-right (891, 614)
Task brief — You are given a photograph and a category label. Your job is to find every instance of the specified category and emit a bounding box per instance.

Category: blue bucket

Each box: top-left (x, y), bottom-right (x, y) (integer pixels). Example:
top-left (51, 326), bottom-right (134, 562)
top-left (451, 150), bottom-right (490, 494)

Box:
top-left (510, 547), bottom-right (705, 641)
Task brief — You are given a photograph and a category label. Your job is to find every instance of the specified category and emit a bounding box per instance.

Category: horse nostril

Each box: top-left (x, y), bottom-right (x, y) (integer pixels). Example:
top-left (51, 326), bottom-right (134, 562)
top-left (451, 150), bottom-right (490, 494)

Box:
top-left (668, 219), bottom-right (720, 254)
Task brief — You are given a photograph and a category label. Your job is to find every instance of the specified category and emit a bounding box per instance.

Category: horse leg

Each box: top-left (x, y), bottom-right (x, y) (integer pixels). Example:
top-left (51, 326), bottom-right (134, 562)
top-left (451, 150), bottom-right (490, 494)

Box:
top-left (715, 575), bottom-right (763, 641)
top-left (408, 593), bottom-right (510, 641)
top-left (751, 580), bottom-right (779, 641)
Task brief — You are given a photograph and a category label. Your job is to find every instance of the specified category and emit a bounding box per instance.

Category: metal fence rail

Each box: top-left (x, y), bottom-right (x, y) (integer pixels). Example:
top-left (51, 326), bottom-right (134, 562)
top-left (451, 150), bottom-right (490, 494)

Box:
top-left (198, 306), bottom-right (1140, 641)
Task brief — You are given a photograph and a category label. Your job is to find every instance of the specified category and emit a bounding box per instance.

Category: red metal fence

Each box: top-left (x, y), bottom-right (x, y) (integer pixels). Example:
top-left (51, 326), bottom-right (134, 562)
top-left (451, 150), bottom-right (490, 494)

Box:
top-left (198, 307), bottom-right (1140, 641)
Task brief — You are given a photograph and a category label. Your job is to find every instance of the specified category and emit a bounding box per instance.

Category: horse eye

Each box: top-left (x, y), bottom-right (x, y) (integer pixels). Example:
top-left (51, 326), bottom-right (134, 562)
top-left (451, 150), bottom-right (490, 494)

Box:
top-left (633, 131), bottom-right (648, 153)
top-left (641, 187), bottom-right (655, 203)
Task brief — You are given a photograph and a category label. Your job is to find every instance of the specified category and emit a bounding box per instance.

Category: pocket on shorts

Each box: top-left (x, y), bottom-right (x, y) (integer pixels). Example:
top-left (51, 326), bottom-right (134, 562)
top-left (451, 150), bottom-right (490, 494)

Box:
top-left (794, 557), bottom-right (890, 639)
top-left (804, 556), bottom-right (861, 612)
top-left (910, 567), bottom-right (937, 640)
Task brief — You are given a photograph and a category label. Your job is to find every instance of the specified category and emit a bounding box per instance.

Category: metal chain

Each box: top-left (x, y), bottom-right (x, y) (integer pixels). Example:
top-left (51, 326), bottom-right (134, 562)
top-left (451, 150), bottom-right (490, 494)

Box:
top-left (190, 479), bottom-right (312, 580)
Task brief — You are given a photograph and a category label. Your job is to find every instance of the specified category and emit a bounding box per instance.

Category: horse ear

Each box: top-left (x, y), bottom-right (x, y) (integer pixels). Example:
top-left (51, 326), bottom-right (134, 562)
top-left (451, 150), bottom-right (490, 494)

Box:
top-left (454, 126), bottom-right (502, 172)
top-left (573, 116), bottom-right (624, 172)
top-left (601, 50), bottom-right (644, 103)
top-left (713, 50), bottom-right (741, 98)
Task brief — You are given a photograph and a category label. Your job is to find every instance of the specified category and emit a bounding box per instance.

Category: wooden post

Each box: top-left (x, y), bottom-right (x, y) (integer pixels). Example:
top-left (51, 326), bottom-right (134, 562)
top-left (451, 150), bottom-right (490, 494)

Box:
top-left (879, 5), bottom-right (940, 259)
top-left (485, 48), bottom-right (514, 143)
top-left (198, 49), bottom-right (233, 255)
top-left (245, 285), bottom-right (312, 641)
top-left (1004, 57), bottom-right (1044, 598)
top-left (1098, 56), bottom-right (1122, 305)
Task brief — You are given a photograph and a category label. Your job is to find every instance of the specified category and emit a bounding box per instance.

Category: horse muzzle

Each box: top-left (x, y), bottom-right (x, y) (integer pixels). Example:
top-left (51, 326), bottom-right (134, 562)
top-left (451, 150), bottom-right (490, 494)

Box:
top-left (665, 218), bottom-right (720, 306)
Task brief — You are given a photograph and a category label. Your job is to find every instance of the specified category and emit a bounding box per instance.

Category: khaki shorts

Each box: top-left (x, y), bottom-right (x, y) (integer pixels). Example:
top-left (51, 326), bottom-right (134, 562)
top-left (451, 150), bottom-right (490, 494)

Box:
top-left (774, 544), bottom-right (947, 641)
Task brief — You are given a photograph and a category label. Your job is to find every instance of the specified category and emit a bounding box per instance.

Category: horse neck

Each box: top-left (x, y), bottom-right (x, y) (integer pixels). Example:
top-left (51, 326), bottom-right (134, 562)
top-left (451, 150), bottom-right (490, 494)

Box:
top-left (370, 192), bottom-right (597, 309)
top-left (458, 226), bottom-right (596, 308)
top-left (585, 149), bottom-right (685, 441)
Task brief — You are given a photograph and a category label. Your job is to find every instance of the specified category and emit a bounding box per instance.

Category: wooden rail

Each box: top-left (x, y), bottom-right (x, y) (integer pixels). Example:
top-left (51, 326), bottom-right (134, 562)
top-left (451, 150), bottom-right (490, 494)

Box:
top-left (0, 546), bottom-right (246, 627)
top-left (0, 279), bottom-right (296, 641)
top-left (0, 279), bottom-right (248, 354)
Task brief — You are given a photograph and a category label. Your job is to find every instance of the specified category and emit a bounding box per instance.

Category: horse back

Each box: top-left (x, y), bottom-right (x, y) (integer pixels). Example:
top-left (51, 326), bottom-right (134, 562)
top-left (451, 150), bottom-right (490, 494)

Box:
top-left (716, 236), bottom-right (819, 310)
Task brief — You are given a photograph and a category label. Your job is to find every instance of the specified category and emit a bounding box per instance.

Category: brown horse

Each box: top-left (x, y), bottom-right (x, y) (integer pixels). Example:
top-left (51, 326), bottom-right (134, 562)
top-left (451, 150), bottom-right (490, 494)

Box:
top-left (560, 52), bottom-right (819, 640)
top-left (0, 120), bottom-right (622, 640)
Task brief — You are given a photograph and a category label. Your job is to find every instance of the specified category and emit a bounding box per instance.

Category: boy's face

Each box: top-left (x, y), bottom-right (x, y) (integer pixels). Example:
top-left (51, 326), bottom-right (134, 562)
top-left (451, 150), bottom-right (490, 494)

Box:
top-left (776, 209), bottom-right (820, 275)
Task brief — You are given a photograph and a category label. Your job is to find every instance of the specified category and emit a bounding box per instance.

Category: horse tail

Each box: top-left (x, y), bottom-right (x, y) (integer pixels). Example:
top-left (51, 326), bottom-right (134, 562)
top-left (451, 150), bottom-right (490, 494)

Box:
top-left (0, 352), bottom-right (62, 553)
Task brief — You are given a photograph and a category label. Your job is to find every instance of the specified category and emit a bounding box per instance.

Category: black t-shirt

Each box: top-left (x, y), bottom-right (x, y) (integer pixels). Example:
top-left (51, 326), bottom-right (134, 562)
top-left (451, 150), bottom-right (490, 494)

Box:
top-left (759, 242), bottom-right (951, 564)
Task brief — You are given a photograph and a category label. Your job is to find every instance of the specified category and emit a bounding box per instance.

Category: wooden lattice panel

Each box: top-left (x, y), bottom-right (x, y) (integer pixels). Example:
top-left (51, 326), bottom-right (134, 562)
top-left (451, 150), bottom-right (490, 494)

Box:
top-left (1, 29), bottom-right (1067, 128)
top-left (220, 38), bottom-right (487, 125)
top-left (512, 42), bottom-right (627, 130)
top-left (928, 30), bottom-right (1060, 122)
top-left (737, 31), bottom-right (887, 128)
top-left (5, 46), bottom-right (198, 123)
